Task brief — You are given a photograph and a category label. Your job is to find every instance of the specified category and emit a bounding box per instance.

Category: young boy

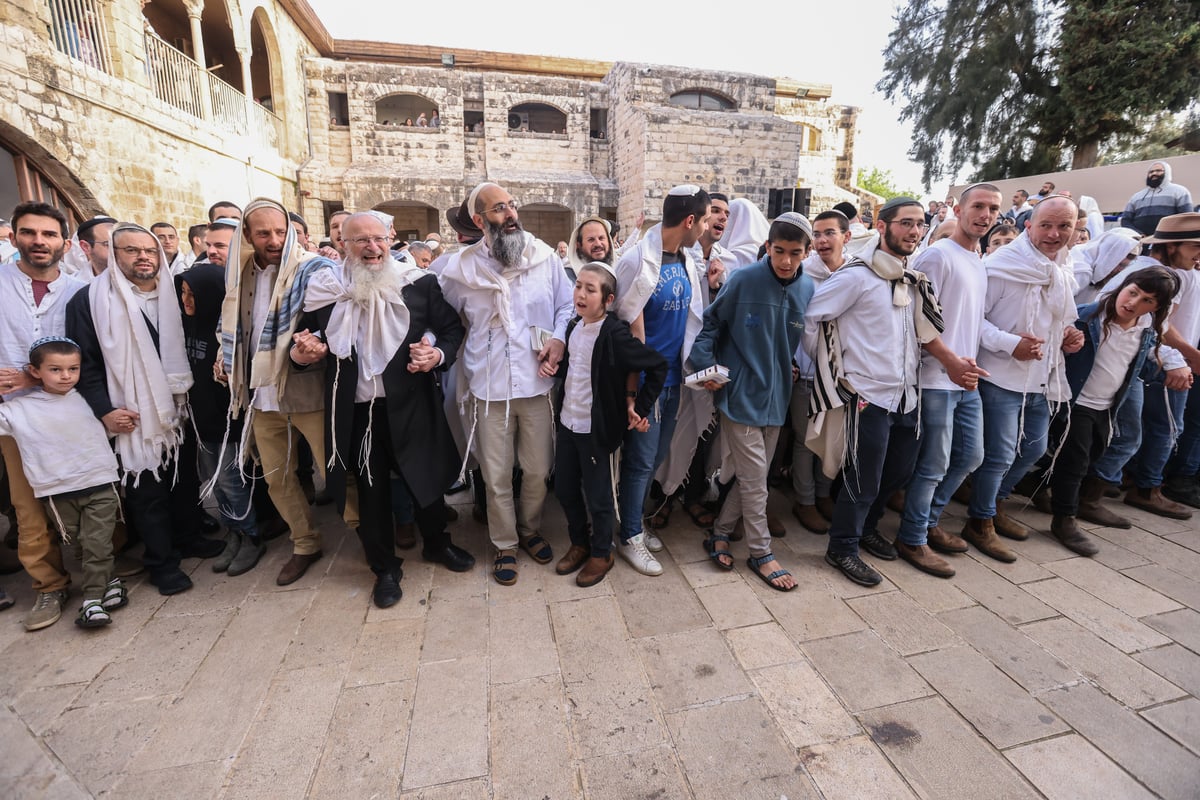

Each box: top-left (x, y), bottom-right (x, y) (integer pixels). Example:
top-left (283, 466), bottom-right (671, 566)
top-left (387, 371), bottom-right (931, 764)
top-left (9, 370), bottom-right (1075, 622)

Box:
top-left (0, 337), bottom-right (123, 627)
top-left (690, 211), bottom-right (816, 591)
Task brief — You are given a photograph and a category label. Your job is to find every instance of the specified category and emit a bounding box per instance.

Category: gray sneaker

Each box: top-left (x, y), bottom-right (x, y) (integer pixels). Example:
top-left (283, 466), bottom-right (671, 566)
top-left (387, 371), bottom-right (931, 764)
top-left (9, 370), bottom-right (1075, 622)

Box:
top-left (212, 532), bottom-right (242, 573)
top-left (25, 589), bottom-right (68, 631)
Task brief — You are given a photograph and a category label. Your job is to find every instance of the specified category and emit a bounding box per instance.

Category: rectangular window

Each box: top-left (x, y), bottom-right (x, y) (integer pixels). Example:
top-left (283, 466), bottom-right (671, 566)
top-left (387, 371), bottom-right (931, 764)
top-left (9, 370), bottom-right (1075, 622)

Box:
top-left (328, 92), bottom-right (349, 127)
top-left (47, 0), bottom-right (114, 74)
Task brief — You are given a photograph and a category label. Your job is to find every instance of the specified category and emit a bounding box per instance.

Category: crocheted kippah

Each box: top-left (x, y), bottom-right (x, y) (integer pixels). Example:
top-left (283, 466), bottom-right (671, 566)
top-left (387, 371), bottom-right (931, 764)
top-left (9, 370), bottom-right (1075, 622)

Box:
top-left (28, 336), bottom-right (79, 359)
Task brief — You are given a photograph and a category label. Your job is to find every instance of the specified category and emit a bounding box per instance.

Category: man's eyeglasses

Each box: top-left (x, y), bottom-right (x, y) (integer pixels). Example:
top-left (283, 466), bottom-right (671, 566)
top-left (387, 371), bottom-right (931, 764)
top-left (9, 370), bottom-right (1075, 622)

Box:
top-left (117, 246), bottom-right (158, 257)
top-left (349, 236), bottom-right (393, 248)
top-left (486, 201), bottom-right (519, 215)
top-left (888, 219), bottom-right (929, 232)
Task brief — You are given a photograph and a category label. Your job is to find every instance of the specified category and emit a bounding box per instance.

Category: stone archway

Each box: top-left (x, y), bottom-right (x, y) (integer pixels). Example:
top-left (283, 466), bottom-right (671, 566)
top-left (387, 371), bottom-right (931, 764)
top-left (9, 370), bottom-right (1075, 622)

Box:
top-left (0, 120), bottom-right (98, 228)
top-left (372, 200), bottom-right (439, 243)
top-left (248, 7), bottom-right (282, 110)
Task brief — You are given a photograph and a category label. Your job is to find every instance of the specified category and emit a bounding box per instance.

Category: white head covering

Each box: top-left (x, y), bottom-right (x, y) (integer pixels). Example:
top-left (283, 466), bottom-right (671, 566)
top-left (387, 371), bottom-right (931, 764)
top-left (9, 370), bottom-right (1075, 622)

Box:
top-left (722, 198), bottom-right (770, 271)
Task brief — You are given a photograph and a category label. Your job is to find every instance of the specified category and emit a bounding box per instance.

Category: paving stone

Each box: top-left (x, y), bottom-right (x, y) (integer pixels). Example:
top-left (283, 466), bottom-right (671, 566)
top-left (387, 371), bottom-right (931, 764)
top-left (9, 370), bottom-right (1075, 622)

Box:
top-left (871, 556), bottom-right (977, 613)
top-left (222, 662), bottom-right (345, 799)
top-left (127, 589), bottom-right (315, 772)
top-left (751, 660), bottom-right (861, 748)
top-left (938, 605), bottom-right (1078, 693)
top-left (679, 558), bottom-right (744, 589)
top-left (859, 697), bottom-right (1040, 800)
top-left (551, 595), bottom-right (638, 684)
top-left (608, 552), bottom-right (711, 638)
top-left (665, 696), bottom-right (820, 800)
top-left (402, 656), bottom-right (489, 790)
top-left (1040, 682), bottom-right (1200, 799)
top-left (399, 778), bottom-right (490, 800)
top-left (798, 735), bottom-right (918, 800)
top-left (1122, 563), bottom-right (1200, 611)
top-left (961, 543), bottom-right (1055, 584)
top-left (639, 627), bottom-right (752, 710)
top-left (723, 621), bottom-right (803, 671)
top-left (1134, 644), bottom-right (1200, 695)
top-left (1091, 524), bottom-right (1200, 578)
top-left (1046, 557), bottom-right (1182, 618)
top-left (44, 696), bottom-right (168, 795)
top-left (418, 594), bottom-right (489, 662)
top-left (110, 761), bottom-right (229, 800)
top-left (1022, 617), bottom-right (1185, 709)
top-left (489, 598), bottom-right (559, 685)
top-left (562, 672), bottom-right (668, 758)
top-left (908, 646), bottom-right (1069, 748)
top-left (845, 591), bottom-right (959, 656)
top-left (280, 572), bottom-right (369, 669)
top-left (77, 610), bottom-right (231, 704)
top-left (490, 676), bottom-right (581, 800)
top-left (1089, 533), bottom-right (1152, 570)
top-left (694, 579), bottom-right (773, 630)
top-left (1142, 607), bottom-right (1200, 654)
top-left (801, 631), bottom-right (932, 712)
top-left (0, 705), bottom-right (91, 800)
top-left (1164, 530), bottom-right (1200, 552)
top-left (944, 555), bottom-right (1058, 624)
top-left (761, 579), bottom-right (867, 641)
top-left (10, 683), bottom-right (86, 737)
top-left (308, 681), bottom-right (414, 799)
top-left (345, 618), bottom-right (423, 687)
top-left (1111, 505), bottom-right (1195, 535)
top-left (1142, 697), bottom-right (1200, 756)
top-left (1004, 734), bottom-right (1155, 800)
top-left (580, 745), bottom-right (691, 800)
top-left (1024, 577), bottom-right (1170, 653)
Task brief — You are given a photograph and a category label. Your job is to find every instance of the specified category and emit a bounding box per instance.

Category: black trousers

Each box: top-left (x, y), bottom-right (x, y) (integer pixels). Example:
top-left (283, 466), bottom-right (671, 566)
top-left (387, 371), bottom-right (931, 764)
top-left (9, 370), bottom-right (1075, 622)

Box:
top-left (555, 428), bottom-right (616, 558)
top-left (123, 448), bottom-right (202, 577)
top-left (352, 399), bottom-right (447, 577)
top-left (827, 402), bottom-right (919, 557)
top-left (1049, 405), bottom-right (1112, 516)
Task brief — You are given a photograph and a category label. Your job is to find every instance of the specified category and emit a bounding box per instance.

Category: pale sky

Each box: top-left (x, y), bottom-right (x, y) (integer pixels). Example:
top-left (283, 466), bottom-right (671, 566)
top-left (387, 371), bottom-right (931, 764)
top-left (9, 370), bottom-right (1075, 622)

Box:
top-left (307, 0), bottom-right (951, 201)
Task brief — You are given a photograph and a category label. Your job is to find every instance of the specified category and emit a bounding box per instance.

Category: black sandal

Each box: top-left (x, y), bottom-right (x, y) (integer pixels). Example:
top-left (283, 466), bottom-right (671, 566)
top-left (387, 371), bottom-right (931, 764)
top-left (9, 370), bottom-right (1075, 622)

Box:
top-left (703, 531), bottom-right (734, 571)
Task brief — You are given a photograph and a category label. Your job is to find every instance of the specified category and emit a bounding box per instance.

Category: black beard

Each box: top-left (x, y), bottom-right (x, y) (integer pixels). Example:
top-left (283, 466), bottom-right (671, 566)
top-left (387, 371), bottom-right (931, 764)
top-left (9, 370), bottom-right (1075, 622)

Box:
top-left (486, 218), bottom-right (525, 267)
top-left (1147, 175), bottom-right (1164, 188)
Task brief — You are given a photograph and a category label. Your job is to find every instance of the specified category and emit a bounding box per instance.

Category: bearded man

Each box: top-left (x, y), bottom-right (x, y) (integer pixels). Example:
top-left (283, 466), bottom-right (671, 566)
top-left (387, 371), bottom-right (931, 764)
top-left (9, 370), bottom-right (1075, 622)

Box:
top-left (1121, 162), bottom-right (1194, 238)
top-left (439, 182), bottom-right (573, 586)
top-left (294, 213), bottom-right (471, 607)
top-left (565, 216), bottom-right (615, 280)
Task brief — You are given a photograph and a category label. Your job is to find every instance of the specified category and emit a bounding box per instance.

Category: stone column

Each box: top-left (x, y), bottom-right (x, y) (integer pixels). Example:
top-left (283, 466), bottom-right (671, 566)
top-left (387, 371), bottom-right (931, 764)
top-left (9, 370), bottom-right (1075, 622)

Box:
top-left (238, 45), bottom-right (254, 136)
top-left (184, 0), bottom-right (212, 119)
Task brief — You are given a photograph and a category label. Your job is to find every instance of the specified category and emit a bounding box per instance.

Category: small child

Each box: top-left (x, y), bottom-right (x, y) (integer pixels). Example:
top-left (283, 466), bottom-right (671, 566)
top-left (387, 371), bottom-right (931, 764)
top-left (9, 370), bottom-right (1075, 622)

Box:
top-left (0, 337), bottom-right (123, 627)
top-left (552, 262), bottom-right (668, 587)
top-left (1049, 267), bottom-right (1182, 555)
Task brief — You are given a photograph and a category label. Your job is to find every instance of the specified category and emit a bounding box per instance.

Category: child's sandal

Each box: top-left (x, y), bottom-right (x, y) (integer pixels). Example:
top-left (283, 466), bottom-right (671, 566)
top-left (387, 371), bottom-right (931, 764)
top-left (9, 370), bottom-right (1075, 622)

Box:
top-left (76, 600), bottom-right (112, 628)
top-left (101, 578), bottom-right (128, 611)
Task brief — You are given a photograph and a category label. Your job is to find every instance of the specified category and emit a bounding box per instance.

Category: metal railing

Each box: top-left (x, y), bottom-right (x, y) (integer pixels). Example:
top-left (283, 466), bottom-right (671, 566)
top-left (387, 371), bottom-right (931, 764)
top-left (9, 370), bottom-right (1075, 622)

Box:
top-left (47, 0), bottom-right (113, 75)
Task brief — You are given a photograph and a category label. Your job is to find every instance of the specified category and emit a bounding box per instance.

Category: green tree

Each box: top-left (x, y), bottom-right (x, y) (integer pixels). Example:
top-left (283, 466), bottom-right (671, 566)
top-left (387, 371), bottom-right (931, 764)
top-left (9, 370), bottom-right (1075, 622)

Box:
top-left (878, 0), bottom-right (1200, 188)
top-left (1098, 112), bottom-right (1189, 165)
top-left (856, 166), bottom-right (921, 201)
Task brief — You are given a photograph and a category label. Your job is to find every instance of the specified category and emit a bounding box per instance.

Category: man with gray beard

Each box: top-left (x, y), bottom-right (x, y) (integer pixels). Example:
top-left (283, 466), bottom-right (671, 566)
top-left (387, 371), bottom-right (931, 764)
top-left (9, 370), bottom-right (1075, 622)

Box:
top-left (294, 213), bottom-right (471, 608)
top-left (439, 182), bottom-right (574, 586)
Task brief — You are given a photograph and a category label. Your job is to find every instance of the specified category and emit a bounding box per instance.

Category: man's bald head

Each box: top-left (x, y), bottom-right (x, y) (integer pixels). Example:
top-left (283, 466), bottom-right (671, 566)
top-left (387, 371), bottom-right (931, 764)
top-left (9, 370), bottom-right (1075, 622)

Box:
top-left (1026, 196), bottom-right (1078, 258)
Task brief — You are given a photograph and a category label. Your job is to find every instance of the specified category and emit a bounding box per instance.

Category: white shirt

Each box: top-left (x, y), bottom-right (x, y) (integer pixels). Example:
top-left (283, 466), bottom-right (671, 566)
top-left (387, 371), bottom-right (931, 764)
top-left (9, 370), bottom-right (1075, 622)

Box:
top-left (913, 239), bottom-right (987, 391)
top-left (440, 241), bottom-right (574, 402)
top-left (131, 285), bottom-right (160, 331)
top-left (793, 252), bottom-right (840, 377)
top-left (0, 262), bottom-right (86, 375)
top-left (249, 263), bottom-right (280, 412)
top-left (1077, 320), bottom-right (1147, 411)
top-left (561, 318), bottom-right (602, 432)
top-left (1098, 260), bottom-right (1191, 372)
top-left (0, 388), bottom-right (119, 497)
top-left (803, 263), bottom-right (920, 413)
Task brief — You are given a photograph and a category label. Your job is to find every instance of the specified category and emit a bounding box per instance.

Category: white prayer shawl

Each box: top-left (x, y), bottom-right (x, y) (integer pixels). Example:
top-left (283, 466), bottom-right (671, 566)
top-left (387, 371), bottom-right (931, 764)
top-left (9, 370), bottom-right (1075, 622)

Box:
top-left (720, 198), bottom-right (770, 272)
top-left (91, 224), bottom-right (193, 479)
top-left (1071, 229), bottom-right (1141, 302)
top-left (983, 231), bottom-right (1077, 403)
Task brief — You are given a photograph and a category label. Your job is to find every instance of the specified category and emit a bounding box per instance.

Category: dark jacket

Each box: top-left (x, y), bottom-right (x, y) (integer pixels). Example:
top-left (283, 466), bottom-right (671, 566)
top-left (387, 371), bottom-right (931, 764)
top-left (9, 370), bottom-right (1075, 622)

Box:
top-left (1064, 302), bottom-right (1160, 413)
top-left (297, 271), bottom-right (465, 510)
top-left (553, 313), bottom-right (668, 453)
top-left (66, 285), bottom-right (161, 420)
top-left (177, 264), bottom-right (240, 442)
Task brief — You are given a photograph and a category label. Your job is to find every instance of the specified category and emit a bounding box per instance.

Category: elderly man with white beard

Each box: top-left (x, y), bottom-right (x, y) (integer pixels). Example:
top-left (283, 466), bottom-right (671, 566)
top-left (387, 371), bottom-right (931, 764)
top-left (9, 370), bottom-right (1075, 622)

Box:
top-left (293, 213), bottom-right (471, 608)
top-left (439, 182), bottom-right (574, 586)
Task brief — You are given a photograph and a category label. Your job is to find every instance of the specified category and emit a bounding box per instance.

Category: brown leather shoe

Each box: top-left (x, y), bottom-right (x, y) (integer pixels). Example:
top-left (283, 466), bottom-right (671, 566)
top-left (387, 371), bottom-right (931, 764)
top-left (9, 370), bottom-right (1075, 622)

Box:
top-left (1124, 486), bottom-right (1193, 520)
top-left (394, 522), bottom-right (416, 550)
top-left (815, 496), bottom-right (834, 521)
top-left (576, 554), bottom-right (614, 587)
top-left (962, 518), bottom-right (1016, 563)
top-left (926, 525), bottom-right (968, 554)
top-left (276, 551), bottom-right (323, 586)
top-left (993, 501), bottom-right (1030, 540)
top-left (555, 544), bottom-right (589, 575)
top-left (1050, 515), bottom-right (1099, 556)
top-left (767, 513), bottom-right (786, 537)
top-left (1078, 477), bottom-right (1131, 529)
top-left (791, 502), bottom-right (828, 534)
top-left (896, 541), bottom-right (955, 578)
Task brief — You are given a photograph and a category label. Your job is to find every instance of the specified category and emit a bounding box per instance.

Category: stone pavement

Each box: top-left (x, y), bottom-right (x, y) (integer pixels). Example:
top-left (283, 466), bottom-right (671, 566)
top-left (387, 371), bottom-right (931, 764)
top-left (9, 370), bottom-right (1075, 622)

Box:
top-left (2, 488), bottom-right (1199, 799)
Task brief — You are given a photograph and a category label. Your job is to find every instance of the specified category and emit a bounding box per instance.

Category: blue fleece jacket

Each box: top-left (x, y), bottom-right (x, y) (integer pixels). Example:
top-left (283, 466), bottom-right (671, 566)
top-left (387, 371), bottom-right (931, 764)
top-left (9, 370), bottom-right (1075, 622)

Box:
top-left (689, 257), bottom-right (814, 427)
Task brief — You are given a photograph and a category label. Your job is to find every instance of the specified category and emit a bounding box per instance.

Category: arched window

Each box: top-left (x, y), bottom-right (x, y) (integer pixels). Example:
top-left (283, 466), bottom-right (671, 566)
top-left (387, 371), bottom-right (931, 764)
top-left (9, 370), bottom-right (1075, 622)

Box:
top-left (668, 89), bottom-right (735, 111)
top-left (507, 102), bottom-right (567, 134)
top-left (375, 93), bottom-right (439, 127)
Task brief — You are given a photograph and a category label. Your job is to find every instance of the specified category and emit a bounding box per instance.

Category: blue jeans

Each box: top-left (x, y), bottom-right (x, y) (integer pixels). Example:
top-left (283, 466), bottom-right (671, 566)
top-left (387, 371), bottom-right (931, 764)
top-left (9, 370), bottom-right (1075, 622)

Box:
top-left (1093, 379), bottom-right (1142, 484)
top-left (198, 440), bottom-right (258, 535)
top-left (1134, 380), bottom-right (1187, 488)
top-left (969, 381), bottom-right (1050, 520)
top-left (618, 385), bottom-right (680, 541)
top-left (899, 389), bottom-right (984, 545)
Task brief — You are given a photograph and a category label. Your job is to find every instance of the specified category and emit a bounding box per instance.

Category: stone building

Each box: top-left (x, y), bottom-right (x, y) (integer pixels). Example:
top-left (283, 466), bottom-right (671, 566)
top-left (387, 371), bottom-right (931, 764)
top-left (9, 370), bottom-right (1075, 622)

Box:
top-left (1, 0), bottom-right (872, 244)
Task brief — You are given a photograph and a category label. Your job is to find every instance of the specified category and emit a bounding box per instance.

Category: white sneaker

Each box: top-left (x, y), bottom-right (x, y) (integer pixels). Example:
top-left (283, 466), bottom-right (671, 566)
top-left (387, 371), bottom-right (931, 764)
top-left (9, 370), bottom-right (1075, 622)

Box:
top-left (618, 533), bottom-right (663, 576)
top-left (644, 531), bottom-right (664, 552)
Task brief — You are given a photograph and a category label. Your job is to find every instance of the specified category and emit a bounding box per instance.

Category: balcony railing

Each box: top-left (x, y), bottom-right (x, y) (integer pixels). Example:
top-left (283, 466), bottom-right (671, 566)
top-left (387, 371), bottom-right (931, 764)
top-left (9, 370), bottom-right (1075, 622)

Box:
top-left (47, 0), bottom-right (113, 75)
top-left (142, 32), bottom-right (283, 150)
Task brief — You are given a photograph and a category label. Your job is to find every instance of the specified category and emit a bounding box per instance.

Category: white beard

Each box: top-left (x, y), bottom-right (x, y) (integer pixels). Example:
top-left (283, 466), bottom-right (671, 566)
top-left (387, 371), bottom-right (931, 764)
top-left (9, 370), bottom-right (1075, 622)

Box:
top-left (345, 252), bottom-right (404, 305)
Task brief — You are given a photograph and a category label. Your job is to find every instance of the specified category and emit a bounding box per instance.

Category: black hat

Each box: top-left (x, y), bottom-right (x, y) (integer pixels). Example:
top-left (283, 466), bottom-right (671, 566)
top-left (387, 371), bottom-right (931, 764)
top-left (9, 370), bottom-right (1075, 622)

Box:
top-left (446, 200), bottom-right (483, 238)
top-left (832, 202), bottom-right (857, 219)
top-left (76, 216), bottom-right (117, 239)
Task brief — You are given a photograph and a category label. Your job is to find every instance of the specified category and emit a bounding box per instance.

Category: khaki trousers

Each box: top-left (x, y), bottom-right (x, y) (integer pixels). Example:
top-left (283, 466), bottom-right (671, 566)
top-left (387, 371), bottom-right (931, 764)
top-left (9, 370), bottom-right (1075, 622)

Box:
top-left (713, 418), bottom-right (780, 559)
top-left (0, 435), bottom-right (69, 593)
top-left (252, 409), bottom-right (326, 556)
top-left (472, 396), bottom-right (554, 550)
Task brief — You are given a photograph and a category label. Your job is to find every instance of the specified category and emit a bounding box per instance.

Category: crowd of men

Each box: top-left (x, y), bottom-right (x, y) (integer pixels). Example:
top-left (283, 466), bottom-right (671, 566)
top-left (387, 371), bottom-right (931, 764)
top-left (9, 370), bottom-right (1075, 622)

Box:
top-left (1, 160), bottom-right (1199, 630)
